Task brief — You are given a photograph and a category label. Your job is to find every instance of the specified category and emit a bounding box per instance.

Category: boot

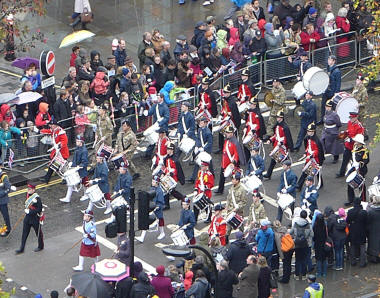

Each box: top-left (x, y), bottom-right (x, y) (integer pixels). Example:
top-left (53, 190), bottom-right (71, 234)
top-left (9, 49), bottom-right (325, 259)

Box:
top-left (105, 214), bottom-right (115, 224)
top-left (60, 186), bottom-right (73, 203)
top-left (73, 256), bottom-right (84, 271)
top-left (104, 201), bottom-right (112, 215)
top-left (70, 17), bottom-right (81, 28)
top-left (135, 230), bottom-right (147, 243)
top-left (157, 226), bottom-right (165, 240)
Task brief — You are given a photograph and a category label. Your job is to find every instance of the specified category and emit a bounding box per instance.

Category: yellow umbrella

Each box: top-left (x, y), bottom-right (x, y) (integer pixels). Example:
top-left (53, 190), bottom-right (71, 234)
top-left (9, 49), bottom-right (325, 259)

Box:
top-left (59, 30), bottom-right (96, 48)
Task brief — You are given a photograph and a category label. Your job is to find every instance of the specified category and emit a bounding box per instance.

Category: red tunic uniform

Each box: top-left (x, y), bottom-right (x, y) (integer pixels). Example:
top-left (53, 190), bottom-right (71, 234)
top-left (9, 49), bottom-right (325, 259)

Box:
top-left (305, 138), bottom-right (320, 164)
top-left (163, 157), bottom-right (178, 182)
top-left (220, 100), bottom-right (231, 119)
top-left (237, 83), bottom-right (252, 102)
top-left (344, 120), bottom-right (364, 151)
top-left (270, 125), bottom-right (288, 149)
top-left (154, 136), bottom-right (169, 167)
top-left (198, 91), bottom-right (213, 116)
top-left (244, 110), bottom-right (261, 137)
top-left (208, 216), bottom-right (227, 246)
top-left (41, 127), bottom-right (69, 159)
top-left (195, 170), bottom-right (214, 199)
top-left (222, 140), bottom-right (239, 169)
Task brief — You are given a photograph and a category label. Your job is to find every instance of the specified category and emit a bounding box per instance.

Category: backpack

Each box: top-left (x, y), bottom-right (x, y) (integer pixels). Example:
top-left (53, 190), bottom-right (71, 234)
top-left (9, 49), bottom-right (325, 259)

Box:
top-left (281, 233), bottom-right (295, 252)
top-left (294, 225), bottom-right (308, 248)
top-left (335, 218), bottom-right (347, 231)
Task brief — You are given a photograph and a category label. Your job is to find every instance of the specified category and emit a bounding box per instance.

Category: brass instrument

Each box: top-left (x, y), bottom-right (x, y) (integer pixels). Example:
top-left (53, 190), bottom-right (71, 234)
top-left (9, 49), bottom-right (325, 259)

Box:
top-left (264, 91), bottom-right (274, 108)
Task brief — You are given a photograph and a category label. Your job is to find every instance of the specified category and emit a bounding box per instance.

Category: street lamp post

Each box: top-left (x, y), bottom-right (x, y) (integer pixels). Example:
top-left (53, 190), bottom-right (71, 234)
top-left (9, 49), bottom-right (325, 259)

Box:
top-left (129, 187), bottom-right (135, 278)
top-left (162, 245), bottom-right (219, 298)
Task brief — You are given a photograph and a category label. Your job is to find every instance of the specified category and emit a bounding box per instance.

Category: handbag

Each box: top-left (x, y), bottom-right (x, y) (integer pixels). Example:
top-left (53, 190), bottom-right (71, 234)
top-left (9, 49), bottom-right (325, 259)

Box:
top-left (324, 226), bottom-right (334, 252)
top-left (81, 8), bottom-right (93, 23)
top-left (269, 271), bottom-right (278, 289)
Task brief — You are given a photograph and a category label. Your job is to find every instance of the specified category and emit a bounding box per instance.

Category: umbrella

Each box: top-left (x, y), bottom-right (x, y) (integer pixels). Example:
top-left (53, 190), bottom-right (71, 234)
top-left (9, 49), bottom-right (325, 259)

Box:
top-left (11, 57), bottom-right (40, 70)
top-left (91, 258), bottom-right (129, 282)
top-left (0, 93), bottom-right (19, 105)
top-left (9, 92), bottom-right (42, 105)
top-left (59, 30), bottom-right (96, 48)
top-left (71, 272), bottom-right (113, 298)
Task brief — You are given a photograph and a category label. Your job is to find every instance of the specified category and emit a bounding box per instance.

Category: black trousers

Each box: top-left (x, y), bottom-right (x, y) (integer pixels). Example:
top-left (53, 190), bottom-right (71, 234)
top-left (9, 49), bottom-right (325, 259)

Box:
top-left (44, 168), bottom-right (54, 183)
top-left (20, 220), bottom-right (44, 251)
top-left (347, 183), bottom-right (367, 203)
top-left (193, 205), bottom-right (212, 222)
top-left (217, 168), bottom-right (226, 193)
top-left (0, 204), bottom-right (11, 232)
top-left (165, 188), bottom-right (185, 208)
top-left (282, 249), bottom-right (294, 282)
top-left (265, 158), bottom-right (277, 178)
top-left (338, 148), bottom-right (352, 176)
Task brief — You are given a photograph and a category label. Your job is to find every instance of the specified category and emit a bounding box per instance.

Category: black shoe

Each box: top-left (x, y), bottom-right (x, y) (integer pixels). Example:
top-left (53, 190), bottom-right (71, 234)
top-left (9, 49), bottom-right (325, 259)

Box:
top-left (34, 247), bottom-right (43, 252)
top-left (213, 149), bottom-right (222, 154)
top-left (186, 179), bottom-right (195, 184)
top-left (344, 202), bottom-right (353, 207)
top-left (336, 173), bottom-right (344, 178)
top-left (263, 174), bottom-right (271, 180)
top-left (213, 190), bottom-right (223, 195)
top-left (15, 249), bottom-right (24, 255)
top-left (132, 173), bottom-right (140, 180)
top-left (163, 205), bottom-right (170, 211)
top-left (316, 121), bottom-right (323, 126)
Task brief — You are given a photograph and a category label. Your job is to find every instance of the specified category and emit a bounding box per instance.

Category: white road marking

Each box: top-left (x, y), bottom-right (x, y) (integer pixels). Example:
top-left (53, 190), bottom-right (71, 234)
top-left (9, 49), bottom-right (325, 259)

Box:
top-left (20, 286), bottom-right (28, 291)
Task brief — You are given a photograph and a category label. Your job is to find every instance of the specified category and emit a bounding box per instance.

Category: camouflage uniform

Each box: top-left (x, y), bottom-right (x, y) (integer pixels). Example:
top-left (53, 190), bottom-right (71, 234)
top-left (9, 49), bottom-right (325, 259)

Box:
top-left (352, 83), bottom-right (368, 124)
top-left (92, 115), bottom-right (113, 166)
top-left (226, 182), bottom-right (249, 235)
top-left (269, 84), bottom-right (286, 128)
top-left (116, 128), bottom-right (138, 174)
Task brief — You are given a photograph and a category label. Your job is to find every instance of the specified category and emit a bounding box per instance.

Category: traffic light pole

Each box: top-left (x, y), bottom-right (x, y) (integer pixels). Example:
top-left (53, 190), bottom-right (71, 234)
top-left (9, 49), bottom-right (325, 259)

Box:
top-left (129, 187), bottom-right (135, 278)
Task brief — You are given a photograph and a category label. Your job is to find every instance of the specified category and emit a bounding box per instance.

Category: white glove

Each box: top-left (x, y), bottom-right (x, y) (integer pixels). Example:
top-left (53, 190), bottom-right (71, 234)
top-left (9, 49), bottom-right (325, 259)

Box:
top-left (374, 176), bottom-right (379, 184)
top-left (281, 189), bottom-right (287, 194)
top-left (143, 110), bottom-right (149, 117)
top-left (83, 234), bottom-right (88, 238)
top-left (297, 111), bottom-right (302, 116)
top-left (353, 161), bottom-right (360, 169)
top-left (33, 126), bottom-right (39, 133)
top-left (24, 209), bottom-right (30, 214)
top-left (302, 199), bottom-right (306, 205)
top-left (68, 162), bottom-right (73, 168)
top-left (199, 185), bottom-right (205, 191)
top-left (199, 147), bottom-right (204, 152)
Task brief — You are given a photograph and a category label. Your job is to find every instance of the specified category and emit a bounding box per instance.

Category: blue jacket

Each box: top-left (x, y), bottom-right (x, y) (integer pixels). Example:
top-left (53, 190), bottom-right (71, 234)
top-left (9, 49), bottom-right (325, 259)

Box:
top-left (93, 161), bottom-right (109, 194)
top-left (72, 145), bottom-right (88, 178)
top-left (246, 154), bottom-right (265, 177)
top-left (178, 111), bottom-right (196, 140)
top-left (326, 64), bottom-right (341, 98)
top-left (278, 169), bottom-right (298, 198)
top-left (0, 127), bottom-right (21, 148)
top-left (159, 81), bottom-right (175, 105)
top-left (153, 185), bottom-right (165, 219)
top-left (148, 102), bottom-right (170, 131)
top-left (173, 42), bottom-right (189, 60)
top-left (0, 172), bottom-right (11, 205)
top-left (114, 48), bottom-right (127, 67)
top-left (303, 282), bottom-right (324, 298)
top-left (119, 77), bottom-right (131, 94)
top-left (196, 127), bottom-right (213, 153)
top-left (114, 172), bottom-right (132, 202)
top-left (300, 99), bottom-right (317, 128)
top-left (179, 208), bottom-right (196, 240)
top-left (255, 228), bottom-right (275, 253)
top-left (300, 185), bottom-right (319, 212)
top-left (291, 59), bottom-right (312, 79)
top-left (82, 220), bottom-right (97, 246)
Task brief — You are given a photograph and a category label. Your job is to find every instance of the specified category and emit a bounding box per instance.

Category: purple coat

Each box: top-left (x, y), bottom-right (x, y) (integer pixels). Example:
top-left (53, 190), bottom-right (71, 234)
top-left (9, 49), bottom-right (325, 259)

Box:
top-left (151, 275), bottom-right (174, 298)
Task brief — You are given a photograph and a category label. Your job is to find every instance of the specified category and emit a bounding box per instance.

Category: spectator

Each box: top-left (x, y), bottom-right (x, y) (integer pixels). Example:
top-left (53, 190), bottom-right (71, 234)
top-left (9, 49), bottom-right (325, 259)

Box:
top-left (300, 24), bottom-right (321, 51)
top-left (151, 265), bottom-right (174, 298)
top-left (367, 195), bottom-right (380, 263)
top-left (255, 219), bottom-right (275, 266)
top-left (347, 197), bottom-right (368, 267)
top-left (125, 56), bottom-right (138, 74)
top-left (54, 88), bottom-right (72, 129)
top-left (264, 23), bottom-right (284, 59)
top-left (237, 255), bottom-right (259, 298)
top-left (90, 71), bottom-right (110, 104)
top-left (331, 208), bottom-right (348, 270)
top-left (228, 27), bottom-right (240, 47)
top-left (137, 32), bottom-right (153, 69)
top-left (230, 41), bottom-right (245, 64)
top-left (0, 121), bottom-right (21, 161)
top-left (114, 39), bottom-right (127, 67)
top-left (225, 231), bottom-right (252, 274)
top-left (336, 7), bottom-right (351, 58)
top-left (90, 50), bottom-right (104, 72)
top-left (283, 23), bottom-right (301, 55)
top-left (303, 7), bottom-right (319, 30)
top-left (130, 272), bottom-right (156, 298)
top-left (243, 19), bottom-right (259, 40)
top-left (291, 3), bottom-right (310, 26)
top-left (216, 260), bottom-right (238, 298)
top-left (26, 120), bottom-right (39, 156)
top-left (242, 35), bottom-right (253, 56)
top-left (173, 35), bottom-right (189, 61)
top-left (183, 270), bottom-right (194, 291)
top-left (159, 81), bottom-right (176, 105)
top-left (151, 28), bottom-right (165, 54)
top-left (324, 13), bottom-right (338, 38)
top-left (62, 67), bottom-right (77, 87)
top-left (164, 59), bottom-right (177, 82)
top-left (191, 255), bottom-right (212, 286)
top-left (216, 29), bottom-right (228, 51)
top-left (313, 213), bottom-right (328, 277)
top-left (151, 55), bottom-right (166, 92)
top-left (257, 256), bottom-right (271, 298)
top-left (168, 264), bottom-right (182, 283)
top-left (185, 270), bottom-right (210, 298)
top-left (176, 59), bottom-right (193, 88)
top-left (0, 104), bottom-right (16, 126)
top-left (143, 47), bottom-right (155, 68)
top-left (193, 21), bottom-right (208, 49)
top-left (78, 80), bottom-right (92, 106)
top-left (252, 0), bottom-right (265, 21)
top-left (77, 57), bottom-right (95, 82)
top-left (120, 68), bottom-right (132, 94)
top-left (274, 0), bottom-right (293, 26)
top-left (35, 102), bottom-right (51, 129)
top-left (70, 46), bottom-right (80, 67)
top-left (160, 41), bottom-right (172, 66)
top-left (234, 11), bottom-right (248, 41)
top-left (74, 48), bottom-right (87, 71)
top-left (250, 29), bottom-right (267, 60)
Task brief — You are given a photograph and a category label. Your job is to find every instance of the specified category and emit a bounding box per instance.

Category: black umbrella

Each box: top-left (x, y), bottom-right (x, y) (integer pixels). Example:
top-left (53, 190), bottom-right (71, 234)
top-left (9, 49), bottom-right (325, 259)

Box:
top-left (71, 272), bottom-right (113, 298)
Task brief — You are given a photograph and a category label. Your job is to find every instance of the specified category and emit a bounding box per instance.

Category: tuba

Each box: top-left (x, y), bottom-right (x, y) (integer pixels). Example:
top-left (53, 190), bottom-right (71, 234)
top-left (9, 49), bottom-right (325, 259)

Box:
top-left (264, 91), bottom-right (274, 108)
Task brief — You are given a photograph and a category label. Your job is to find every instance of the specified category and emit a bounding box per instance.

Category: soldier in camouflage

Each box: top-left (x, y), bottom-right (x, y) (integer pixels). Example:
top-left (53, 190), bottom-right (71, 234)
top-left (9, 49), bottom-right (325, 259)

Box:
top-left (352, 74), bottom-right (368, 128)
top-left (269, 78), bottom-right (286, 129)
top-left (115, 119), bottom-right (140, 180)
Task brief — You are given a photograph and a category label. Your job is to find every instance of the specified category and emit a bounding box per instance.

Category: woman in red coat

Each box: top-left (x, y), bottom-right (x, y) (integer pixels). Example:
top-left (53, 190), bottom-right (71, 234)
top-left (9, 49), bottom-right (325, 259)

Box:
top-left (335, 7), bottom-right (351, 58)
top-left (151, 265), bottom-right (174, 298)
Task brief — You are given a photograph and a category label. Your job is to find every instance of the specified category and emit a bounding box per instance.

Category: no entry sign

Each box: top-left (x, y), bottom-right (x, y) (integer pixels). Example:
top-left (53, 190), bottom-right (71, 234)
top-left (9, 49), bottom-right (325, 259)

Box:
top-left (39, 50), bottom-right (56, 76)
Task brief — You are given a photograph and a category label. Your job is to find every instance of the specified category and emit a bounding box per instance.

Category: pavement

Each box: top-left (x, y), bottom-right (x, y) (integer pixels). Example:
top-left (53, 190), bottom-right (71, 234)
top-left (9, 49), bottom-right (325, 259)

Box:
top-left (0, 0), bottom-right (380, 297)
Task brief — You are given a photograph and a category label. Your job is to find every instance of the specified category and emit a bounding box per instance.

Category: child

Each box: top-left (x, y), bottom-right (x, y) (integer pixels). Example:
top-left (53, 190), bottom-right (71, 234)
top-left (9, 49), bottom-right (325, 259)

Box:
top-left (74, 105), bottom-right (90, 137)
top-left (26, 121), bottom-right (39, 157)
top-left (0, 121), bottom-right (21, 162)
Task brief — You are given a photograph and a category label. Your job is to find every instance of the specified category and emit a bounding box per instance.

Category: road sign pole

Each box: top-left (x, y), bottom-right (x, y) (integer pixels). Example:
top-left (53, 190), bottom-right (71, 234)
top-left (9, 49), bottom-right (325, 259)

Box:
top-left (129, 187), bottom-right (135, 278)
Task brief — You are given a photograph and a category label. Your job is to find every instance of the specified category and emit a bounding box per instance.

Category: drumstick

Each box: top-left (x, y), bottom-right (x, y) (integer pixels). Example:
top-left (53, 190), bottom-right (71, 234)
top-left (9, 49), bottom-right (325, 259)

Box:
top-left (134, 103), bottom-right (139, 131)
top-left (60, 238), bottom-right (83, 257)
top-left (6, 214), bottom-right (25, 239)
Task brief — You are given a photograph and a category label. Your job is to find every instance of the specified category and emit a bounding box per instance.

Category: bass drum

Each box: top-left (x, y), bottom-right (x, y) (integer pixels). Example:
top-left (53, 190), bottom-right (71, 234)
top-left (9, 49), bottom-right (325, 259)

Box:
top-left (302, 67), bottom-right (329, 95)
top-left (333, 92), bottom-right (359, 124)
top-left (292, 81), bottom-right (307, 99)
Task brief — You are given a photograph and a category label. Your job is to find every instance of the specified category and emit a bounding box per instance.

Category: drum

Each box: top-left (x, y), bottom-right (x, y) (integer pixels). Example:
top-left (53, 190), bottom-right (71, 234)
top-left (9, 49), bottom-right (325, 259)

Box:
top-left (143, 121), bottom-right (159, 137)
top-left (179, 136), bottom-right (196, 154)
top-left (171, 229), bottom-right (189, 246)
top-left (302, 67), bottom-right (329, 95)
top-left (111, 153), bottom-right (128, 169)
top-left (160, 175), bottom-right (177, 194)
top-left (269, 145), bottom-right (288, 163)
top-left (145, 131), bottom-right (159, 146)
top-left (111, 196), bottom-right (128, 210)
top-left (368, 184), bottom-right (380, 198)
top-left (63, 168), bottom-right (81, 187)
top-left (195, 151), bottom-right (212, 166)
top-left (243, 132), bottom-right (261, 149)
top-left (292, 81), bottom-right (307, 99)
top-left (277, 193), bottom-right (295, 210)
top-left (98, 143), bottom-right (114, 161)
top-left (346, 171), bottom-right (365, 189)
top-left (242, 174), bottom-right (262, 193)
top-left (224, 164), bottom-right (234, 178)
top-left (302, 159), bottom-right (320, 176)
top-left (333, 92), bottom-right (359, 124)
top-left (238, 102), bottom-right (248, 114)
top-left (226, 212), bottom-right (244, 229)
top-left (50, 155), bottom-right (67, 175)
top-left (85, 185), bottom-right (104, 203)
top-left (193, 193), bottom-right (210, 211)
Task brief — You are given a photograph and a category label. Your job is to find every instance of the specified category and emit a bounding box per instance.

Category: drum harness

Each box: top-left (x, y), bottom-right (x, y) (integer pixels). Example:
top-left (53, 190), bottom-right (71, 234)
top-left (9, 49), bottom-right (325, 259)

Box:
top-left (155, 103), bottom-right (163, 123)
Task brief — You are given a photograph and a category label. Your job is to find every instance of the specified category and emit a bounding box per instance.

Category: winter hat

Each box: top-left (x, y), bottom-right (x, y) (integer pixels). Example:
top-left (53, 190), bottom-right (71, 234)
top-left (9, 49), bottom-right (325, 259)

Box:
top-left (325, 13), bottom-right (335, 23)
top-left (264, 23), bottom-right (273, 32)
top-left (309, 7), bottom-right (317, 15)
top-left (134, 261), bottom-right (143, 277)
top-left (148, 86), bottom-right (157, 94)
top-left (338, 208), bottom-right (346, 218)
top-left (156, 265), bottom-right (165, 275)
top-left (122, 68), bottom-right (129, 76)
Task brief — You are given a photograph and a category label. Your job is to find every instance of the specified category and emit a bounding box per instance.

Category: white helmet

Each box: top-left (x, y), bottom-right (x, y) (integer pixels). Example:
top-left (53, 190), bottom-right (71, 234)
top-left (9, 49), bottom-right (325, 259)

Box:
top-left (352, 134), bottom-right (365, 144)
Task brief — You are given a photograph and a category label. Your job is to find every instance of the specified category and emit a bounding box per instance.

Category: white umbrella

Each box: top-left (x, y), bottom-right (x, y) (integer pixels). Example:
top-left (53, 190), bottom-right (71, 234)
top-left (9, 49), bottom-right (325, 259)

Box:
top-left (59, 30), bottom-right (96, 48)
top-left (9, 91), bottom-right (43, 105)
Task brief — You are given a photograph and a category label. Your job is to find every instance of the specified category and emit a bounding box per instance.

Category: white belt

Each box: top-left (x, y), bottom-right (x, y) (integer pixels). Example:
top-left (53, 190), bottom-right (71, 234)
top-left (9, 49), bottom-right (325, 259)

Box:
top-left (324, 124), bottom-right (336, 129)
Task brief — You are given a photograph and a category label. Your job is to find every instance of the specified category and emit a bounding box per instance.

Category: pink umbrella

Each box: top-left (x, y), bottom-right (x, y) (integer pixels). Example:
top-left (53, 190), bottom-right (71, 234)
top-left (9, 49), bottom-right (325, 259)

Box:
top-left (91, 259), bottom-right (129, 282)
top-left (9, 91), bottom-right (42, 105)
top-left (11, 57), bottom-right (40, 70)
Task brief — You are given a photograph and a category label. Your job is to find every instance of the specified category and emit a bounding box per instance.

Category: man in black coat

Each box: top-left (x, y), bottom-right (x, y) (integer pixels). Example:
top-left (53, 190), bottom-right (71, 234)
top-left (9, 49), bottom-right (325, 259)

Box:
top-left (216, 260), bottom-right (238, 298)
top-left (250, 30), bottom-right (267, 62)
top-left (54, 87), bottom-right (73, 145)
top-left (347, 197), bottom-right (368, 267)
top-left (225, 231), bottom-right (252, 274)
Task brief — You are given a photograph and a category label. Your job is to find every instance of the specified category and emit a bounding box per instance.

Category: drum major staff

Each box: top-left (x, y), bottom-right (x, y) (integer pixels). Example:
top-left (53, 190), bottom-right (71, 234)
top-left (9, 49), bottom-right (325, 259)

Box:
top-left (268, 78), bottom-right (286, 129)
top-left (15, 182), bottom-right (44, 255)
top-left (193, 160), bottom-right (214, 223)
top-left (321, 99), bottom-right (344, 164)
top-left (277, 160), bottom-right (297, 223)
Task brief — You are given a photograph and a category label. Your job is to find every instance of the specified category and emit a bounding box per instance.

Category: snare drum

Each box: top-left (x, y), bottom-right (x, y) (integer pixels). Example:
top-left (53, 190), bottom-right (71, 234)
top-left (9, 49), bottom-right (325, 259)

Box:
top-left (179, 136), bottom-right (195, 154)
top-left (226, 212), bottom-right (244, 229)
top-left (195, 151), bottom-right (212, 166)
top-left (145, 131), bottom-right (159, 145)
top-left (63, 168), bottom-right (81, 186)
top-left (333, 92), bottom-right (359, 124)
top-left (302, 67), bottom-right (329, 95)
top-left (277, 193), bottom-right (295, 210)
top-left (292, 81), bottom-right (307, 99)
top-left (160, 175), bottom-right (177, 194)
top-left (242, 174), bottom-right (262, 193)
top-left (98, 143), bottom-right (114, 161)
top-left (243, 132), bottom-right (261, 149)
top-left (50, 155), bottom-right (67, 175)
top-left (302, 159), bottom-right (320, 176)
top-left (193, 193), bottom-right (210, 211)
top-left (346, 171), bottom-right (365, 189)
top-left (269, 145), bottom-right (288, 163)
top-left (368, 183), bottom-right (380, 198)
top-left (238, 102), bottom-right (248, 115)
top-left (111, 196), bottom-right (128, 210)
top-left (85, 185), bottom-right (104, 203)
top-left (171, 229), bottom-right (189, 246)
top-left (111, 153), bottom-right (128, 169)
